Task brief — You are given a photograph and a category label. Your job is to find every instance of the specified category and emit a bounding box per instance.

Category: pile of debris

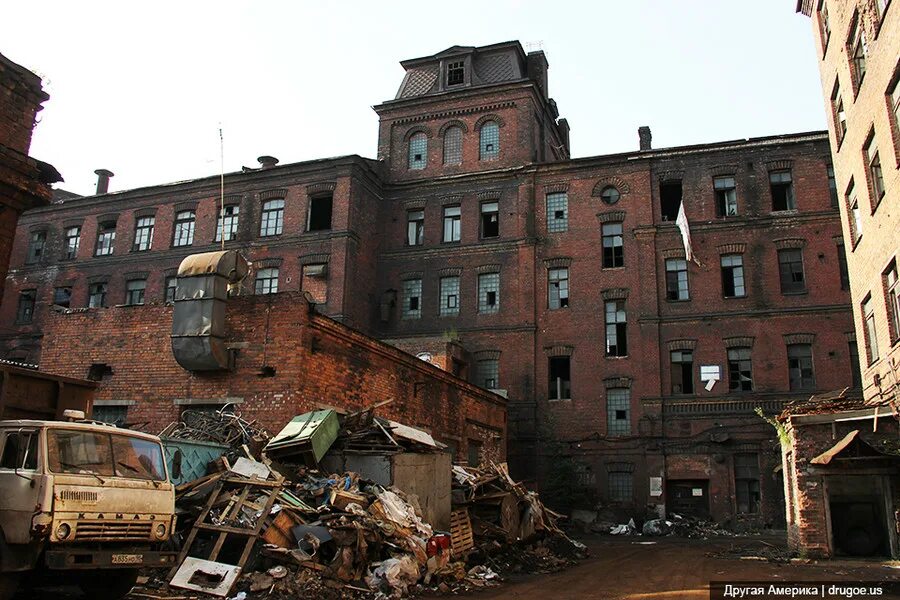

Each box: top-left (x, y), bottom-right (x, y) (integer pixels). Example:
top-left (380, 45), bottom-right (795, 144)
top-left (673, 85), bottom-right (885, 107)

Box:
top-left (605, 513), bottom-right (736, 539)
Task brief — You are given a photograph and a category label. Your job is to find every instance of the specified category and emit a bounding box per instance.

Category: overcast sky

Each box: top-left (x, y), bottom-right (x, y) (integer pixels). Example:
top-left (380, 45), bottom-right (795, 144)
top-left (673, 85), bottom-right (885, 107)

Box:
top-left (3, 1), bottom-right (824, 196)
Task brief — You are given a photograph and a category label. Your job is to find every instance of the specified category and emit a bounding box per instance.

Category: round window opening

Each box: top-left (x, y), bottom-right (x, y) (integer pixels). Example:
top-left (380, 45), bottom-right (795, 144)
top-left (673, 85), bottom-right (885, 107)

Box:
top-left (600, 186), bottom-right (621, 205)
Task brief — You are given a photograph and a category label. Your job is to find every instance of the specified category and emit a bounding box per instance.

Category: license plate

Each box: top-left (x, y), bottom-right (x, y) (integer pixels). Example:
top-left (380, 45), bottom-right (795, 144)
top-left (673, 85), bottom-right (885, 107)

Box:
top-left (111, 554), bottom-right (143, 565)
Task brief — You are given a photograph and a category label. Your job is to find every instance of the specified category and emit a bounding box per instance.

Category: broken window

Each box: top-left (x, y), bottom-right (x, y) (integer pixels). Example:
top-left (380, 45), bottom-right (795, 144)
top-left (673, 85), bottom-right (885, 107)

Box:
top-left (605, 300), bottom-right (628, 357)
top-left (721, 254), bottom-right (746, 298)
top-left (443, 206), bottom-right (461, 243)
top-left (64, 226), bottom-right (81, 260)
top-left (447, 60), bottom-right (465, 86)
top-left (831, 81), bottom-right (846, 144)
top-left (439, 276), bottom-right (460, 316)
top-left (837, 244), bottom-right (850, 290)
top-left (172, 210), bottom-right (195, 247)
top-left (865, 131), bottom-right (885, 205)
top-left (478, 273), bottom-right (500, 314)
top-left (308, 194), bottom-right (333, 231)
top-left (787, 343), bottom-right (816, 391)
top-left (728, 347), bottom-right (753, 392)
top-left (847, 180), bottom-right (862, 243)
top-left (88, 282), bottom-right (108, 308)
top-left (665, 258), bottom-right (689, 301)
top-left (408, 132), bottom-right (427, 170)
top-left (480, 201), bottom-right (499, 238)
top-left (215, 205), bottom-right (239, 242)
top-left (260, 199), bottom-right (284, 237)
top-left (769, 170), bottom-right (795, 211)
top-left (670, 350), bottom-right (694, 395)
top-left (255, 267), bottom-right (279, 295)
top-left (132, 216), bottom-right (154, 252)
top-left (95, 221), bottom-right (116, 256)
top-left (714, 176), bottom-right (738, 217)
top-left (93, 405), bottom-right (128, 427)
top-left (734, 453), bottom-right (760, 514)
top-left (443, 126), bottom-right (463, 166)
top-left (476, 359), bottom-right (499, 389)
top-left (165, 276), bottom-right (177, 304)
top-left (26, 230), bottom-right (46, 264)
top-left (402, 278), bottom-right (422, 319)
top-left (479, 121), bottom-right (499, 160)
top-left (125, 279), bottom-right (146, 306)
top-left (778, 249), bottom-right (806, 294)
top-left (826, 165), bottom-right (838, 208)
top-left (848, 340), bottom-right (862, 388)
top-left (53, 286), bottom-right (72, 308)
top-left (862, 294), bottom-right (879, 363)
top-left (600, 186), bottom-right (620, 205)
top-left (16, 290), bottom-right (36, 323)
top-left (546, 192), bottom-right (568, 233)
top-left (848, 13), bottom-right (867, 90)
top-left (548, 267), bottom-right (569, 309)
top-left (407, 210), bottom-right (424, 246)
top-left (467, 439), bottom-right (482, 467)
top-left (608, 471), bottom-right (632, 502)
top-left (602, 223), bottom-right (624, 268)
top-left (659, 180), bottom-right (682, 222)
top-left (607, 388), bottom-right (630, 436)
top-left (548, 356), bottom-right (571, 400)
top-left (301, 264), bottom-right (328, 304)
top-left (885, 261), bottom-right (900, 344)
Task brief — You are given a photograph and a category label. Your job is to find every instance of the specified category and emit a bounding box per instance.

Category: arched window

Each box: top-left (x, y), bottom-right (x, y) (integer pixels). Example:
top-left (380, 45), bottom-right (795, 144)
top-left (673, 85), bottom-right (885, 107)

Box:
top-left (443, 126), bottom-right (463, 165)
top-left (408, 133), bottom-right (427, 170)
top-left (479, 121), bottom-right (500, 160)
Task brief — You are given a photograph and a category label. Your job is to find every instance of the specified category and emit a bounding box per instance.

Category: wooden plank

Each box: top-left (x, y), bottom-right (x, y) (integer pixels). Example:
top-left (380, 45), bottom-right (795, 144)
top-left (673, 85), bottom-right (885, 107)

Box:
top-left (449, 509), bottom-right (474, 556)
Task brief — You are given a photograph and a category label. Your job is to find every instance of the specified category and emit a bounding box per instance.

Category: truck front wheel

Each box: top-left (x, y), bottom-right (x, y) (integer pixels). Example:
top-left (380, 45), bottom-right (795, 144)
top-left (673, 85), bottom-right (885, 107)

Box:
top-left (79, 568), bottom-right (138, 600)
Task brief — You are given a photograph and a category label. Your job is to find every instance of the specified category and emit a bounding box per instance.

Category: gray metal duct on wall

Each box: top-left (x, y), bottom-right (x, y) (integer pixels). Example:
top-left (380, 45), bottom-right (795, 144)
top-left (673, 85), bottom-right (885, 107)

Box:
top-left (171, 250), bottom-right (249, 371)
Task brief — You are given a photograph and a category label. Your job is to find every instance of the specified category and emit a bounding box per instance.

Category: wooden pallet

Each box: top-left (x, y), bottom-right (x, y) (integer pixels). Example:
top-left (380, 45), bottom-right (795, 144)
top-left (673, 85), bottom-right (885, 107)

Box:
top-left (449, 508), bottom-right (474, 556)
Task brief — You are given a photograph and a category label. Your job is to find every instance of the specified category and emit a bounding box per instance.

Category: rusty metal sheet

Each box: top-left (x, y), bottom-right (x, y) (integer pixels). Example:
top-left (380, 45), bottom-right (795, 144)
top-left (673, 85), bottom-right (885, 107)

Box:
top-left (810, 429), bottom-right (859, 465)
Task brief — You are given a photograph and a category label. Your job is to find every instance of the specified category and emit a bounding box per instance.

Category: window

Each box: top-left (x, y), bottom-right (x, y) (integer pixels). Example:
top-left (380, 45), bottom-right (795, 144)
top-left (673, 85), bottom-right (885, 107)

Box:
top-left (215, 205), bottom-right (239, 242)
top-left (721, 254), bottom-right (746, 298)
top-left (837, 244), bottom-right (850, 290)
top-left (548, 267), bottom-right (569, 309)
top-left (95, 221), bottom-right (116, 256)
top-left (165, 276), bottom-right (177, 304)
top-left (787, 343), bottom-right (816, 391)
top-left (607, 388), bottom-right (630, 436)
top-left (714, 176), bottom-right (738, 217)
top-left (660, 181), bottom-right (682, 221)
top-left (601, 223), bottom-right (624, 268)
top-left (172, 210), bottom-right (195, 247)
top-left (408, 132), bottom-right (427, 170)
top-left (439, 276), bottom-right (460, 316)
top-left (0, 430), bottom-right (38, 471)
top-left (476, 359), bottom-right (499, 389)
top-left (608, 471), bottom-right (633, 502)
top-left (670, 350), bottom-right (694, 395)
top-left (849, 340), bottom-right (862, 388)
top-left (16, 290), bottom-right (36, 323)
top-left (447, 60), bottom-right (464, 86)
top-left (778, 249), bottom-right (806, 294)
top-left (64, 226), bottom-right (80, 260)
top-left (847, 181), bottom-right (862, 243)
top-left (124, 279), bottom-right (145, 305)
top-left (480, 202), bottom-right (499, 238)
top-left (53, 286), bottom-right (72, 308)
top-left (546, 192), bottom-right (568, 232)
top-left (26, 230), bottom-right (46, 264)
top-left (478, 273), bottom-right (500, 313)
top-left (849, 15), bottom-right (867, 91)
top-left (407, 210), bottom-right (424, 246)
top-left (443, 206), bottom-right (461, 243)
top-left (605, 300), bottom-right (628, 357)
top-left (891, 78), bottom-right (900, 146)
top-left (548, 356), bottom-right (571, 400)
top-left (467, 440), bottom-right (481, 468)
top-left (875, 0), bottom-right (888, 20)
top-left (734, 453), bottom-right (760, 514)
top-left (826, 165), bottom-right (839, 208)
top-left (260, 199), bottom-right (284, 237)
top-left (770, 170), bottom-right (795, 211)
top-left (665, 258), bottom-right (689, 301)
top-left (132, 216), bottom-right (154, 252)
top-left (402, 278), bottom-right (422, 319)
top-left (308, 194), bottom-right (333, 231)
top-left (479, 121), bottom-right (499, 160)
top-left (93, 405), bottom-right (128, 427)
top-left (255, 268), bottom-right (279, 295)
top-left (865, 133), bottom-right (885, 204)
top-left (301, 264), bottom-right (328, 304)
top-left (886, 262), bottom-right (900, 344)
top-left (819, 1), bottom-right (831, 48)
top-left (862, 294), bottom-right (880, 363)
top-left (728, 347), bottom-right (753, 392)
top-left (88, 282), bottom-right (107, 308)
top-left (600, 186), bottom-right (620, 205)
top-left (831, 81), bottom-right (847, 144)
top-left (443, 126), bottom-right (463, 165)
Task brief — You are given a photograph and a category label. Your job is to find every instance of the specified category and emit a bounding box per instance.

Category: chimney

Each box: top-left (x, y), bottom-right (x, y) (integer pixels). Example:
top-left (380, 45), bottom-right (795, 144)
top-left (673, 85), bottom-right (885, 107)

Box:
top-left (94, 169), bottom-right (114, 195)
top-left (257, 155), bottom-right (279, 169)
top-left (638, 126), bottom-right (652, 151)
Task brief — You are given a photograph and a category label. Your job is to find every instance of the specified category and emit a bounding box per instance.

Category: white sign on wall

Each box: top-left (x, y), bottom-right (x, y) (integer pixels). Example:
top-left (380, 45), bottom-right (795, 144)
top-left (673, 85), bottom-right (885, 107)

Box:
top-left (700, 365), bottom-right (721, 391)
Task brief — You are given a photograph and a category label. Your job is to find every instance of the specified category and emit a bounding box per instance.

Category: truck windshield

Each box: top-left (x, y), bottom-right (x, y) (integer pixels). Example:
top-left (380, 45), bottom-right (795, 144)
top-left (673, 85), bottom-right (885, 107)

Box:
top-left (48, 429), bottom-right (166, 481)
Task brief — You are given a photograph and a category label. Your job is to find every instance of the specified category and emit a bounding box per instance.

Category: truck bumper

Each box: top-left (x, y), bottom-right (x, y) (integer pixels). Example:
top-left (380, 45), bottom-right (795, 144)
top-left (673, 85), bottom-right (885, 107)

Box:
top-left (44, 548), bottom-right (178, 569)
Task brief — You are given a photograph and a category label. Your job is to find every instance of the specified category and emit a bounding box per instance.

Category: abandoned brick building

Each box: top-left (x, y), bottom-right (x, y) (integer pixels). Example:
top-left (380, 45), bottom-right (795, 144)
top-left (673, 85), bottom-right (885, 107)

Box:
top-left (1, 41), bottom-right (859, 523)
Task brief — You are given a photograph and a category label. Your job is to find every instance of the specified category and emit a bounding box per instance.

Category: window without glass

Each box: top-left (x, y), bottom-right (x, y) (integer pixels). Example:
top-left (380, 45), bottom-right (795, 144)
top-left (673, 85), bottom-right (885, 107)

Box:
top-left (16, 290), bottom-right (36, 323)
top-left (407, 210), bottom-right (424, 246)
top-left (660, 181), bottom-right (682, 221)
top-left (831, 81), bottom-right (847, 144)
top-left (728, 347), bottom-right (753, 392)
top-left (787, 343), bottom-right (816, 391)
top-left (476, 359), bottom-right (499, 389)
top-left (88, 282), bottom-right (107, 308)
top-left (847, 181), bottom-right (862, 243)
top-left (546, 192), bottom-right (568, 232)
top-left (778, 249), bottom-right (806, 294)
top-left (443, 126), bottom-right (463, 165)
top-left (260, 199), bottom-right (284, 237)
top-left (95, 221), bottom-right (116, 256)
top-left (826, 165), bottom-right (839, 208)
top-left (600, 186), bottom-right (620, 205)
top-left (734, 453), bottom-right (760, 514)
top-left (608, 471), bottom-right (633, 502)
top-left (93, 405), bottom-right (128, 427)
top-left (548, 356), bottom-right (571, 400)
top-left (721, 254), bottom-right (746, 297)
top-left (865, 132), bottom-right (885, 204)
top-left (408, 133), bottom-right (427, 170)
top-left (885, 261), bottom-right (900, 344)
top-left (402, 279), bottom-right (422, 319)
top-left (837, 244), bottom-right (850, 290)
top-left (439, 276), bottom-right (460, 316)
top-left (467, 439), bottom-right (481, 468)
top-left (478, 273), bottom-right (500, 313)
top-left (770, 171), bottom-right (795, 211)
top-left (548, 267), bottom-right (569, 309)
top-left (172, 210), bottom-right (195, 247)
top-left (849, 15), bottom-right (867, 90)
top-left (125, 279), bottom-right (146, 306)
top-left (443, 206), bottom-right (461, 242)
top-left (165, 276), bottom-right (177, 304)
top-left (862, 294), bottom-right (880, 363)
top-left (670, 350), bottom-right (694, 395)
top-left (53, 286), bottom-right (72, 308)
top-left (714, 176), bottom-right (738, 217)
top-left (132, 216), bottom-right (154, 252)
top-left (602, 223), bottom-right (624, 268)
top-left (605, 300), bottom-right (628, 357)
top-left (308, 194), bottom-right (333, 231)
top-left (255, 268), bottom-right (279, 295)
top-left (64, 226), bottom-right (80, 260)
top-left (215, 205), bottom-right (239, 242)
top-left (26, 230), bottom-right (46, 264)
top-left (479, 121), bottom-right (499, 159)
top-left (665, 258), bottom-right (689, 300)
top-left (607, 388), bottom-right (630, 436)
top-left (849, 340), bottom-right (862, 388)
top-left (447, 61), bottom-right (464, 86)
top-left (480, 202), bottom-right (499, 238)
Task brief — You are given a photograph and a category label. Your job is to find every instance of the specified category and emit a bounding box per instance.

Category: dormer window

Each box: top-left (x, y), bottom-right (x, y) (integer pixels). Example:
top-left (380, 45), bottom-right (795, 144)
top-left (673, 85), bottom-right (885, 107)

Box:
top-left (447, 61), bottom-right (464, 86)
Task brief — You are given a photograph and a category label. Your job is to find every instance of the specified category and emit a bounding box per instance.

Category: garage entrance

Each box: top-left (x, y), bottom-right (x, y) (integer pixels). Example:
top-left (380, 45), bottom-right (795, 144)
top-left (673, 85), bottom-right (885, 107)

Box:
top-left (828, 475), bottom-right (891, 557)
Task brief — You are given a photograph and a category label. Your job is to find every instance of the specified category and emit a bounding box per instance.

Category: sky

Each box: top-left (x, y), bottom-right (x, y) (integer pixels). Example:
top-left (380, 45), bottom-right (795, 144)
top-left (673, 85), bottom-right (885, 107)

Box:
top-left (2, 1), bottom-right (825, 196)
